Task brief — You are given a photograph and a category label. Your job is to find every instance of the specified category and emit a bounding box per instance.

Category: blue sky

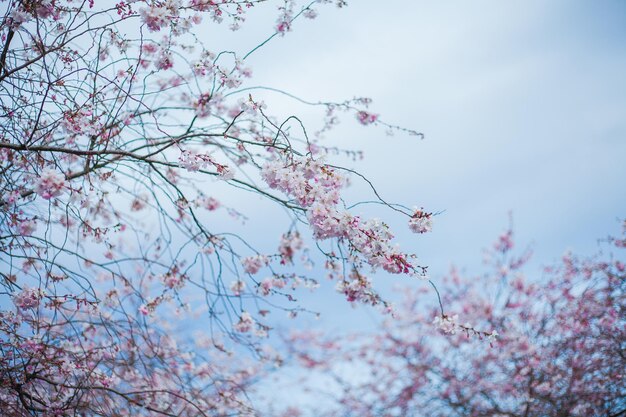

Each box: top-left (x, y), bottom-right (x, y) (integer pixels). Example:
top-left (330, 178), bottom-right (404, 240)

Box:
top-left (241, 6), bottom-right (626, 408)
top-left (204, 0), bottom-right (626, 333)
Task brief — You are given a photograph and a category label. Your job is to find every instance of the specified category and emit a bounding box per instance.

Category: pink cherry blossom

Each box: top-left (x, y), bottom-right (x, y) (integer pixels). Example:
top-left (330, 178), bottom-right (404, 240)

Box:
top-left (13, 287), bottom-right (43, 310)
top-left (241, 255), bottom-right (269, 274)
top-left (408, 208), bottom-right (433, 234)
top-left (282, 226), bottom-right (625, 417)
top-left (356, 110), bottom-right (378, 125)
top-left (0, 1), bottom-right (440, 415)
top-left (230, 280), bottom-right (246, 296)
top-left (139, 6), bottom-right (170, 32)
top-left (234, 311), bottom-right (255, 333)
top-left (34, 169), bottom-right (66, 200)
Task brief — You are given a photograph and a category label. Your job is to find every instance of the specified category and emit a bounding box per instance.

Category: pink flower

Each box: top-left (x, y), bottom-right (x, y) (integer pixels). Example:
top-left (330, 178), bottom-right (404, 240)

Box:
top-left (230, 280), bottom-right (246, 296)
top-left (17, 219), bottom-right (36, 235)
top-left (139, 6), bottom-right (170, 32)
top-left (241, 255), bottom-right (268, 274)
top-left (179, 150), bottom-right (212, 172)
top-left (356, 111), bottom-right (378, 125)
top-left (272, 278), bottom-right (287, 289)
top-left (155, 52), bottom-right (173, 70)
top-left (13, 287), bottom-right (43, 310)
top-left (408, 208), bottom-right (432, 234)
top-left (138, 304), bottom-right (150, 316)
top-left (34, 169), bottom-right (67, 200)
top-left (495, 230), bottom-right (514, 252)
top-left (8, 8), bottom-right (30, 27)
top-left (216, 164), bottom-right (235, 180)
top-left (162, 272), bottom-right (183, 289)
top-left (2, 190), bottom-right (20, 205)
top-left (193, 92), bottom-right (221, 118)
top-left (198, 196), bottom-right (220, 211)
top-left (259, 278), bottom-right (273, 296)
top-left (234, 311), bottom-right (254, 332)
top-left (279, 232), bottom-right (303, 264)
top-left (433, 314), bottom-right (459, 334)
top-left (276, 20), bottom-right (291, 33)
top-left (130, 195), bottom-right (148, 211)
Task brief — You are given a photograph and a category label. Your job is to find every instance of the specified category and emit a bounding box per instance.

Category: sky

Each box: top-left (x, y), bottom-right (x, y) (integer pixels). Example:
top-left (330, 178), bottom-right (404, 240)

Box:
top-left (3, 0), bottom-right (623, 412)
top-left (221, 4), bottom-right (626, 409)
top-left (200, 0), bottom-right (626, 336)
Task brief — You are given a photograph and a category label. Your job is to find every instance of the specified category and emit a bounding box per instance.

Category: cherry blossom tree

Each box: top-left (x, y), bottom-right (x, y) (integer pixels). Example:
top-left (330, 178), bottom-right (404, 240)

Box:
top-left (283, 223), bottom-right (626, 417)
top-left (0, 1), bottom-right (434, 415)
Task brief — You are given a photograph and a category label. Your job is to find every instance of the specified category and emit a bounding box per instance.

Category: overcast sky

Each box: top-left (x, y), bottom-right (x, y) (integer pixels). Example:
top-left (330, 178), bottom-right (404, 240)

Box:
top-left (198, 0), bottom-right (626, 409)
top-left (201, 0), bottom-right (626, 332)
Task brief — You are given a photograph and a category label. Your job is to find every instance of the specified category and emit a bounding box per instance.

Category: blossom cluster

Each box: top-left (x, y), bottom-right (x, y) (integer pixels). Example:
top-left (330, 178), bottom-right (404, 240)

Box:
top-left (0, 1), bottom-right (434, 415)
top-left (356, 110), bottom-right (378, 126)
top-left (241, 255), bottom-right (269, 275)
top-left (34, 169), bottom-right (67, 200)
top-left (262, 157), bottom-right (419, 275)
top-left (261, 156), bottom-right (427, 305)
top-left (279, 226), bottom-right (625, 417)
top-left (12, 287), bottom-right (44, 310)
top-left (408, 208), bottom-right (433, 234)
top-left (179, 149), bottom-right (235, 179)
top-left (278, 232), bottom-right (304, 264)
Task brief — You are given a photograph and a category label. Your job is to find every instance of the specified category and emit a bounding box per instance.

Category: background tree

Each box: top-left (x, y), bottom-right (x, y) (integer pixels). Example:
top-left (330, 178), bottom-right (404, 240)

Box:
top-left (283, 223), bottom-right (626, 417)
top-left (0, 1), bottom-right (435, 415)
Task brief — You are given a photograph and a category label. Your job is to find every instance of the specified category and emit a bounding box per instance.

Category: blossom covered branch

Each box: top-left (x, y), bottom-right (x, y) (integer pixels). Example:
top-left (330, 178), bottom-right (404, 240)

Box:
top-left (0, 1), bottom-right (433, 415)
